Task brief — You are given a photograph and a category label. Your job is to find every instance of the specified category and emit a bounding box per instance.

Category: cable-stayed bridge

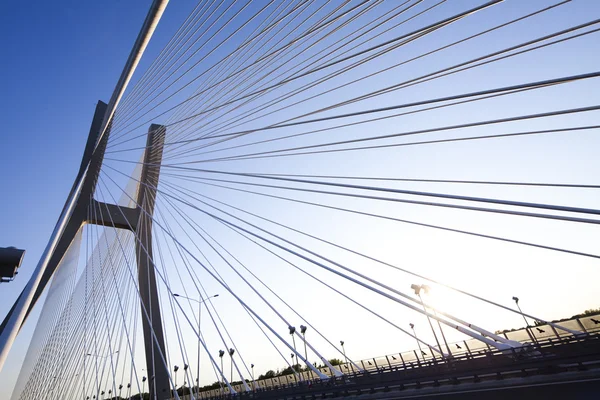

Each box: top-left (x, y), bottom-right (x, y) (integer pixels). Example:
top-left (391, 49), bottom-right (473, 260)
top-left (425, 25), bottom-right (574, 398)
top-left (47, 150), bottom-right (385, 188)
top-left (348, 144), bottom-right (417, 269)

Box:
top-left (0, 0), bottom-right (599, 399)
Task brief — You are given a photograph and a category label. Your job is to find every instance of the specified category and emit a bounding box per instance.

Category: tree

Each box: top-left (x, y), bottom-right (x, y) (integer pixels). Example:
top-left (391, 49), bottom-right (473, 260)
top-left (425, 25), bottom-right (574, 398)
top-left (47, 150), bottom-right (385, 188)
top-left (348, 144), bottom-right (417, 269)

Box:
top-left (258, 370), bottom-right (275, 379)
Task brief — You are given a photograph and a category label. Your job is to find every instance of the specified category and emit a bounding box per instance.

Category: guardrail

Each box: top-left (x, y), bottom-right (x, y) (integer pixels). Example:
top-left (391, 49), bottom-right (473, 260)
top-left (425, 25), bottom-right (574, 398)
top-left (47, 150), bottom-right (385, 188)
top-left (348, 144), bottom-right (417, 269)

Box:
top-left (191, 315), bottom-right (599, 398)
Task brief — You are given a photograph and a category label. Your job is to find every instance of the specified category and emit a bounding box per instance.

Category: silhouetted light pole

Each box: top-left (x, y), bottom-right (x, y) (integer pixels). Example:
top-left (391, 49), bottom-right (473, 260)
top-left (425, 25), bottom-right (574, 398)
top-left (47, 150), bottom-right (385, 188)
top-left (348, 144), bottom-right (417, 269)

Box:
top-left (340, 340), bottom-right (350, 368)
top-left (291, 353), bottom-right (298, 383)
top-left (412, 284), bottom-right (444, 358)
top-left (513, 296), bottom-right (538, 344)
top-left (229, 348), bottom-right (235, 383)
top-left (410, 323), bottom-right (425, 362)
top-left (250, 363), bottom-right (255, 390)
top-left (219, 349), bottom-right (225, 394)
top-left (418, 284), bottom-right (452, 357)
top-left (300, 325), bottom-right (308, 365)
top-left (512, 296), bottom-right (530, 328)
top-left (174, 365), bottom-right (179, 390)
top-left (173, 292), bottom-right (219, 397)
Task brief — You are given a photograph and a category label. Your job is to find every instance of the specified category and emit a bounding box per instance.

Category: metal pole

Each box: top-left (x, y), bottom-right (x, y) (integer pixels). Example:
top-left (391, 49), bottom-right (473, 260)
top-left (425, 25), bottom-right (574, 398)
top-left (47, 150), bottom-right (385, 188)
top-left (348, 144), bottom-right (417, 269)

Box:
top-left (340, 341), bottom-right (349, 367)
top-left (416, 291), bottom-right (444, 357)
top-left (514, 297), bottom-right (538, 344)
top-left (303, 334), bottom-right (308, 366)
top-left (410, 324), bottom-right (424, 362)
top-left (220, 355), bottom-right (224, 395)
top-left (196, 299), bottom-right (201, 399)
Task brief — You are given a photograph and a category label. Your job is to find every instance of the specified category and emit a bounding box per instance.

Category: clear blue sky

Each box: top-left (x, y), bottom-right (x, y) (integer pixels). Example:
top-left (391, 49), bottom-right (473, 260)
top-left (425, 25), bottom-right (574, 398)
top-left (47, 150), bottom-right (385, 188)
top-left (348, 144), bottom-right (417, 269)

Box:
top-left (1, 1), bottom-right (599, 398)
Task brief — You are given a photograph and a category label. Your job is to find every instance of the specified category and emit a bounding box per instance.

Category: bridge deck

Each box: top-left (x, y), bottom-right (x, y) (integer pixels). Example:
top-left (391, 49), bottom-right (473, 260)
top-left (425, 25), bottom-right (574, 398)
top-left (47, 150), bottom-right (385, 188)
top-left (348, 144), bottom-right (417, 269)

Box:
top-left (194, 334), bottom-right (600, 400)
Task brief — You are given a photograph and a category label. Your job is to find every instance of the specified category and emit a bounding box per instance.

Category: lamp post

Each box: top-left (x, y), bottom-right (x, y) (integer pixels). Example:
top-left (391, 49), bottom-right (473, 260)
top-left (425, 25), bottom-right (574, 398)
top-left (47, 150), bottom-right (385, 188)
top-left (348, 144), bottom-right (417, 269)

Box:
top-left (228, 348), bottom-right (235, 384)
top-left (173, 292), bottom-right (219, 398)
top-left (288, 326), bottom-right (301, 381)
top-left (300, 325), bottom-right (308, 380)
top-left (291, 353), bottom-right (297, 383)
top-left (410, 323), bottom-right (425, 362)
top-left (218, 349), bottom-right (225, 394)
top-left (411, 284), bottom-right (445, 358)
top-left (340, 340), bottom-right (350, 369)
top-left (142, 376), bottom-right (147, 396)
top-left (513, 296), bottom-right (538, 344)
top-left (174, 365), bottom-right (179, 395)
top-left (419, 284), bottom-right (452, 357)
top-left (183, 364), bottom-right (188, 393)
top-left (288, 326), bottom-right (298, 359)
top-left (300, 325), bottom-right (308, 366)
top-left (250, 364), bottom-right (255, 391)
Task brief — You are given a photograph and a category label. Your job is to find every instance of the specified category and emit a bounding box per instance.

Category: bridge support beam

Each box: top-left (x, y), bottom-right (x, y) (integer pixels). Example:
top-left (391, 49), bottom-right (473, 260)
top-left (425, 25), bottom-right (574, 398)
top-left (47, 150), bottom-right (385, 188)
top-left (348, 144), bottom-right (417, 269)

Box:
top-left (136, 124), bottom-right (170, 398)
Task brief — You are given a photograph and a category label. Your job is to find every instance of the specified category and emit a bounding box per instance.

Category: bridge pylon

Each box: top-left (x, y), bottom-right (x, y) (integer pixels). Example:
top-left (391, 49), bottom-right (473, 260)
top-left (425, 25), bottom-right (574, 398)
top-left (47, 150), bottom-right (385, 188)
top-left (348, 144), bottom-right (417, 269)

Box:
top-left (0, 101), bottom-right (171, 399)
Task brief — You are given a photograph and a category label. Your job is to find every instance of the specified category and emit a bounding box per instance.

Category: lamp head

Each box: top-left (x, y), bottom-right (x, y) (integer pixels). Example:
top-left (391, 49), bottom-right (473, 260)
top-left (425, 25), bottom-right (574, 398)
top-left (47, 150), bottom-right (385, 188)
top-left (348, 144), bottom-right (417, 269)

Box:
top-left (410, 284), bottom-right (421, 295)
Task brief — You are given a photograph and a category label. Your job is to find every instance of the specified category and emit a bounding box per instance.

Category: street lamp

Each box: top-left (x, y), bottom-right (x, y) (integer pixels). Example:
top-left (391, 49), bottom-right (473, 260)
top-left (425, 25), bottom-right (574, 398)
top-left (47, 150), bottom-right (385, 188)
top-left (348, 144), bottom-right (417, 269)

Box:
top-left (288, 326), bottom-right (298, 359)
top-left (142, 376), bottom-right (147, 396)
top-left (512, 296), bottom-right (530, 327)
top-left (416, 284), bottom-right (452, 357)
top-left (409, 323), bottom-right (425, 363)
top-left (174, 365), bottom-right (179, 389)
top-left (299, 325), bottom-right (308, 379)
top-left (340, 340), bottom-right (350, 370)
top-left (411, 284), bottom-right (446, 358)
top-left (229, 348), bottom-right (235, 384)
top-left (513, 296), bottom-right (538, 344)
top-left (291, 353), bottom-right (298, 383)
top-left (173, 292), bottom-right (219, 398)
top-left (250, 364), bottom-right (256, 390)
top-left (219, 349), bottom-right (225, 394)
top-left (300, 325), bottom-right (308, 366)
